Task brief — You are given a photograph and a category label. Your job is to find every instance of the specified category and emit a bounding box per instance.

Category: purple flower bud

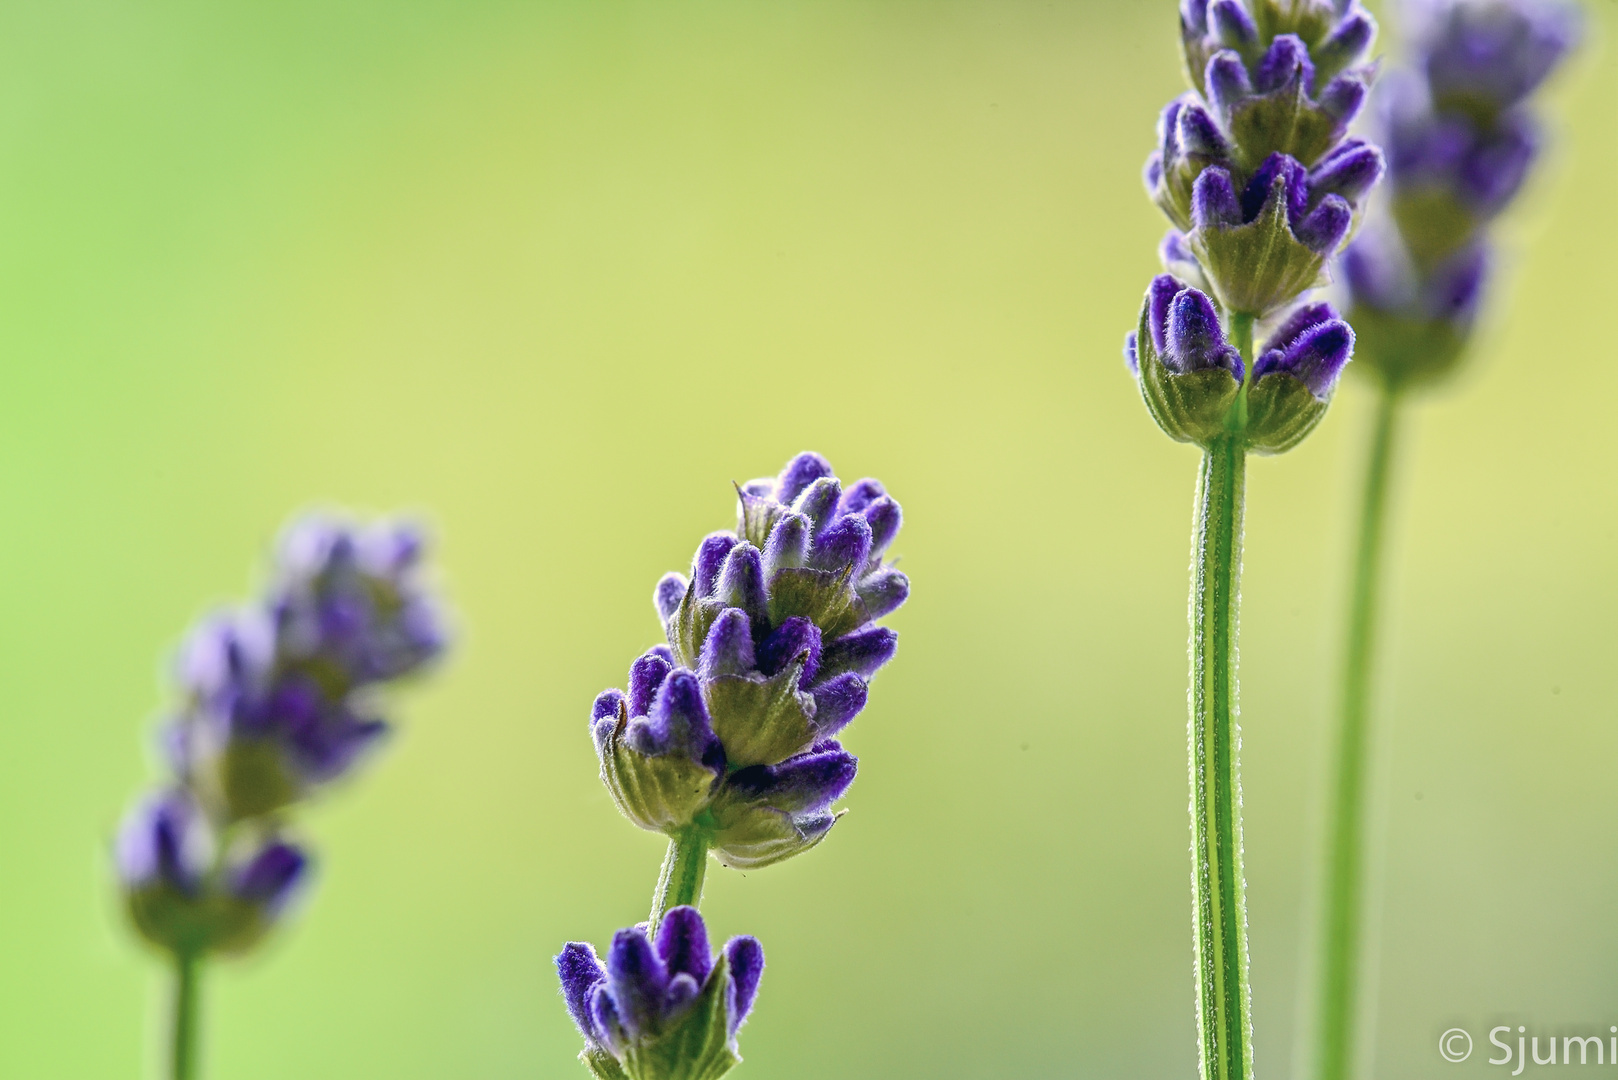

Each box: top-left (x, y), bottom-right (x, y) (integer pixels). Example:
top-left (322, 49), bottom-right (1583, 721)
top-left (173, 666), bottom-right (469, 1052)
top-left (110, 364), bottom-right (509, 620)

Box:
top-left (1254, 35), bottom-right (1314, 96)
top-left (1264, 302), bottom-right (1340, 355)
top-left (1146, 274), bottom-right (1186, 355)
top-left (116, 791), bottom-right (209, 896)
top-left (653, 572), bottom-right (688, 623)
top-left (700, 609), bottom-right (757, 681)
top-left (807, 513), bottom-right (872, 574)
top-left (1253, 318), bottom-right (1355, 397)
top-left (809, 672), bottom-right (868, 738)
top-left (692, 533), bottom-right (740, 598)
top-left (726, 742), bottom-right (858, 815)
top-left (592, 689), bottom-right (624, 725)
top-left (862, 497), bottom-right (902, 557)
top-left (1294, 194), bottom-right (1352, 255)
top-left (1241, 153), bottom-right (1309, 225)
top-left (715, 543), bottom-right (767, 623)
top-left (627, 650), bottom-right (674, 718)
top-left (857, 567), bottom-right (910, 620)
top-left (1164, 288), bottom-right (1245, 381)
top-left (556, 942), bottom-right (608, 1043)
top-left (725, 936), bottom-right (765, 1034)
top-left (1205, 51), bottom-right (1253, 113)
top-left (1427, 242), bottom-right (1490, 324)
top-left (1192, 167), bottom-right (1242, 229)
top-left (606, 927), bottom-right (668, 1037)
top-left (774, 452), bottom-right (835, 505)
top-left (655, 905), bottom-right (713, 986)
top-left (1209, 0), bottom-right (1257, 47)
top-left (762, 512), bottom-right (812, 575)
top-left (1181, 0), bottom-right (1210, 34)
top-left (1176, 101), bottom-right (1230, 158)
top-left (627, 669), bottom-right (721, 766)
top-left (1124, 331), bottom-right (1140, 376)
top-left (1314, 11), bottom-right (1377, 81)
top-left (229, 841), bottom-right (308, 913)
top-left (791, 476), bottom-right (843, 535)
top-left (1310, 139), bottom-right (1386, 204)
top-left (1318, 72), bottom-right (1370, 123)
top-left (837, 479), bottom-right (887, 517)
top-left (819, 625), bottom-right (899, 681)
top-left (1455, 113), bottom-right (1537, 213)
top-left (758, 617), bottom-right (822, 685)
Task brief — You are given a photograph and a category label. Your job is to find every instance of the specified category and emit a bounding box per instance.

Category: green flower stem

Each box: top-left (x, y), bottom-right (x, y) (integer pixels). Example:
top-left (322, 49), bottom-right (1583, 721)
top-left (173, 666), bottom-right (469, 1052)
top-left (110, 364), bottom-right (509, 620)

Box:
top-left (1189, 428), bottom-right (1253, 1080)
top-left (1312, 383), bottom-right (1402, 1080)
top-left (649, 827), bottom-right (710, 934)
top-left (171, 950), bottom-right (201, 1080)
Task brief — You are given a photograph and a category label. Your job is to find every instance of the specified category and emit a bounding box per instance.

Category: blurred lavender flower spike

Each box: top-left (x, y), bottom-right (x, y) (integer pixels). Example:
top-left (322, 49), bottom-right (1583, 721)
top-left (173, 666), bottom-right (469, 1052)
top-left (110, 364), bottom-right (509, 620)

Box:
top-left (557, 906), bottom-right (763, 1080)
top-left (117, 789), bottom-right (310, 957)
top-left (594, 453), bottom-right (905, 869)
top-left (1413, 0), bottom-right (1580, 115)
top-left (1339, 0), bottom-right (1578, 387)
top-left (173, 516), bottom-right (448, 821)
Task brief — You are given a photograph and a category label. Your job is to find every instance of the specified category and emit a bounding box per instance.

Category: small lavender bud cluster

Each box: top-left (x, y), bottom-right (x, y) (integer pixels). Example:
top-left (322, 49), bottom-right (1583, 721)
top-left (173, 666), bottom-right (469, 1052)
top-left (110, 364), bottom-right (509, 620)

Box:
top-left (115, 516), bottom-right (446, 959)
top-left (557, 907), bottom-right (763, 1080)
top-left (1128, 0), bottom-right (1383, 451)
top-left (591, 452), bottom-right (907, 868)
top-left (1340, 0), bottom-right (1578, 386)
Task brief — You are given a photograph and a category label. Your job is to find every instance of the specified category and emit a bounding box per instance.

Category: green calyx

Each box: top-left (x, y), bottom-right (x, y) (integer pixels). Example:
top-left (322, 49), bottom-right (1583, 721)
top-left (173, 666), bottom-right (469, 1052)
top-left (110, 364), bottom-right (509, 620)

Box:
top-left (580, 954), bottom-right (744, 1080)
top-left (1225, 81), bottom-right (1351, 172)
top-left (1133, 295), bottom-right (1332, 456)
top-left (126, 882), bottom-right (281, 959)
top-left (1190, 174), bottom-right (1331, 319)
top-left (1343, 303), bottom-right (1471, 390)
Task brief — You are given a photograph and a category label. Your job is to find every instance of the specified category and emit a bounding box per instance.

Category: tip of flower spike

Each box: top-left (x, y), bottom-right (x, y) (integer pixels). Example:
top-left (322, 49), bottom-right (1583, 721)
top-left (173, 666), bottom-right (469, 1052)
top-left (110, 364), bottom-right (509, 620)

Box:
top-left (775, 452), bottom-right (835, 505)
top-left (724, 936), bottom-right (765, 1034)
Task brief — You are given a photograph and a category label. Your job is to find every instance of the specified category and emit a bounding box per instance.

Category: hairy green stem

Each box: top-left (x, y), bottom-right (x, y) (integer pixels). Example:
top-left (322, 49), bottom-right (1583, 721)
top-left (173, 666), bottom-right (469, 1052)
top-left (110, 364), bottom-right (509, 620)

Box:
top-left (1189, 429), bottom-right (1252, 1080)
top-left (1312, 385), bottom-right (1401, 1080)
top-left (649, 828), bottom-right (710, 934)
top-left (171, 951), bottom-right (201, 1080)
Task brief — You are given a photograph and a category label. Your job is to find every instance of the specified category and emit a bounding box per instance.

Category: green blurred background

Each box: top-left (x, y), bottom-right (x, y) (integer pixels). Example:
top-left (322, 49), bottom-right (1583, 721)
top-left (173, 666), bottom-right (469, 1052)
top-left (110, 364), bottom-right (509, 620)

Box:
top-left (0, 2), bottom-right (1612, 1076)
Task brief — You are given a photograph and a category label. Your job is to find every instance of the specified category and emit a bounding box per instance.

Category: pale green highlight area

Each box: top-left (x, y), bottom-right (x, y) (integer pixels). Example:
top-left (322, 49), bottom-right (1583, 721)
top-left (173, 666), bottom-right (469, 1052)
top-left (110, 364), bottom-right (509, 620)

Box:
top-left (0, 2), bottom-right (1611, 1077)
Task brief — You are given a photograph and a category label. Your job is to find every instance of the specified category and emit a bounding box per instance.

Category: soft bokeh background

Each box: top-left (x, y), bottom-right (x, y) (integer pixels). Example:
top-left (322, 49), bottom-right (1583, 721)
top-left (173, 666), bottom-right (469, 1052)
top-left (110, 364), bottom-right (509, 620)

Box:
top-left (0, 2), bottom-right (1612, 1076)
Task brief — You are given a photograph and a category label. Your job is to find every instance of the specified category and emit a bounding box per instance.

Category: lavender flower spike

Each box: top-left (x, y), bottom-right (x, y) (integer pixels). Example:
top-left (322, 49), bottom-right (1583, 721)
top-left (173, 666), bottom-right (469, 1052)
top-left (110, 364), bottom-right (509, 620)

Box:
top-left (1340, 0), bottom-right (1578, 386)
top-left (557, 906), bottom-right (763, 1080)
top-left (594, 453), bottom-right (904, 871)
top-left (1149, 1), bottom-right (1387, 320)
top-left (172, 515), bottom-right (448, 821)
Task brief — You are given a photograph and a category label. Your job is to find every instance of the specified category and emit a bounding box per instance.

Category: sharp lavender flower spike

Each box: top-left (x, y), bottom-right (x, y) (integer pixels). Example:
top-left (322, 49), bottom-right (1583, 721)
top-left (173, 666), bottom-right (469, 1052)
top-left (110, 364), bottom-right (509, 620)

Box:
top-left (1339, 0), bottom-right (1578, 387)
top-left (1148, 0), bottom-right (1386, 321)
top-left (557, 907), bottom-right (763, 1080)
top-left (1131, 0), bottom-right (1379, 456)
top-left (170, 516), bottom-right (448, 821)
top-left (594, 453), bottom-right (906, 870)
